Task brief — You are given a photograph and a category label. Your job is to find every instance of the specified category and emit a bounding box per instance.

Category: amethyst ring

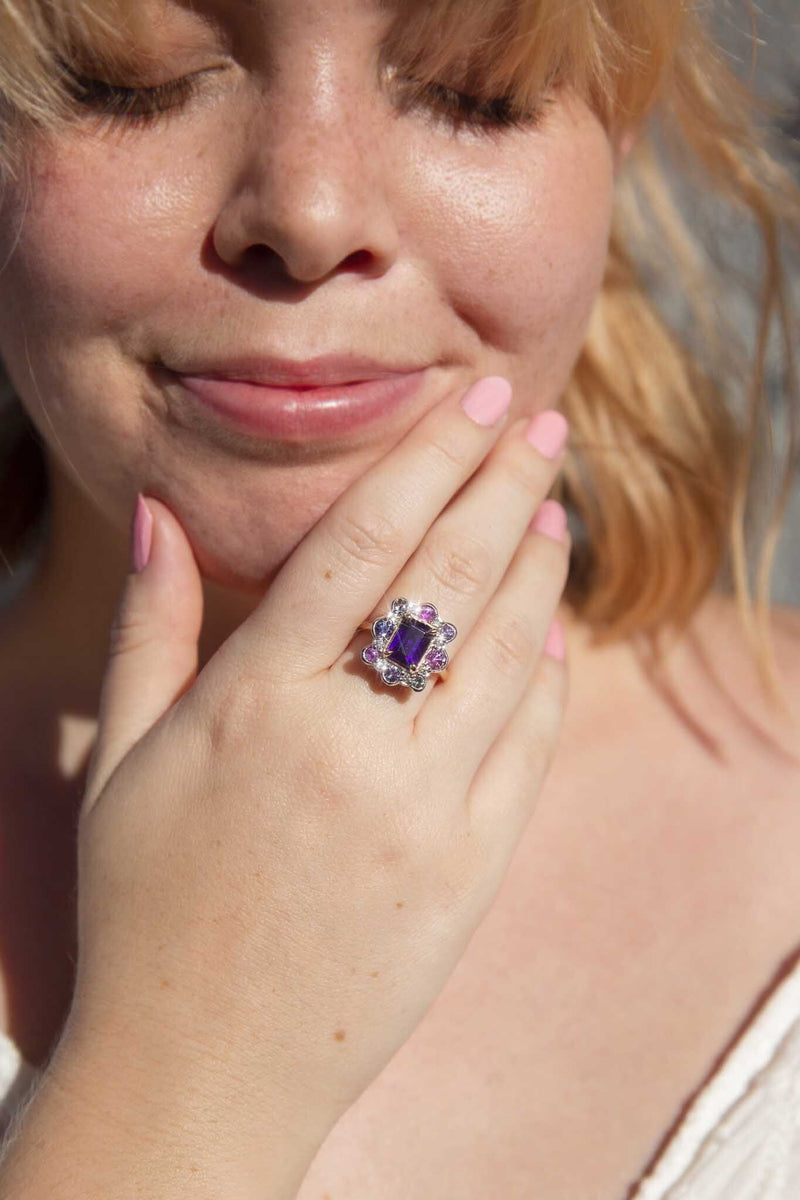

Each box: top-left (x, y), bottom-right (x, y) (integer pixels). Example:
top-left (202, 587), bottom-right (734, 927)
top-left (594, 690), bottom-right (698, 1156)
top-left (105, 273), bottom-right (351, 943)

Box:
top-left (358, 598), bottom-right (458, 692)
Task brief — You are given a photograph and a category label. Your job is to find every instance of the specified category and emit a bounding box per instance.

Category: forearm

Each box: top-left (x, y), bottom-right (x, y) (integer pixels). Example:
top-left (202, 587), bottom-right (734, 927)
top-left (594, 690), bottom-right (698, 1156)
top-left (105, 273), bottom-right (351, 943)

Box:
top-left (0, 1023), bottom-right (329, 1200)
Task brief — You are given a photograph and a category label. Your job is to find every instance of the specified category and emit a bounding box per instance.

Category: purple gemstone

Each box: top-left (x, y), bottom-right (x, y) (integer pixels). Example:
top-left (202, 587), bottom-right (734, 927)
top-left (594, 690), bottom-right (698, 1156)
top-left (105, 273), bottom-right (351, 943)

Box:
top-left (383, 665), bottom-right (402, 684)
top-left (362, 645), bottom-right (380, 665)
top-left (426, 647), bottom-right (448, 671)
top-left (417, 604), bottom-right (437, 623)
top-left (374, 617), bottom-right (394, 640)
top-left (386, 616), bottom-right (436, 670)
top-left (440, 623), bottom-right (457, 643)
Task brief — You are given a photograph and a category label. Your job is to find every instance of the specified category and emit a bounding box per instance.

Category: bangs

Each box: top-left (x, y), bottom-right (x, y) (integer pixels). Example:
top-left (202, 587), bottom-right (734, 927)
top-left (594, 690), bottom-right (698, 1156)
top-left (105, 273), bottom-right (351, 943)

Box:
top-left (0, 0), bottom-right (165, 130)
top-left (379, 0), bottom-right (687, 128)
top-left (0, 0), bottom-right (689, 137)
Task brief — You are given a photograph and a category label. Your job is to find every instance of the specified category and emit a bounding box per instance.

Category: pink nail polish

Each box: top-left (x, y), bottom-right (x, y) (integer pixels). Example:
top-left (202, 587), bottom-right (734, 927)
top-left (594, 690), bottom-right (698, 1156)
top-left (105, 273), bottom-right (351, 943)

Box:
top-left (131, 493), bottom-right (153, 573)
top-left (544, 618), bottom-right (565, 662)
top-left (530, 499), bottom-right (568, 542)
top-left (460, 377), bottom-right (513, 427)
top-left (525, 410), bottom-right (569, 460)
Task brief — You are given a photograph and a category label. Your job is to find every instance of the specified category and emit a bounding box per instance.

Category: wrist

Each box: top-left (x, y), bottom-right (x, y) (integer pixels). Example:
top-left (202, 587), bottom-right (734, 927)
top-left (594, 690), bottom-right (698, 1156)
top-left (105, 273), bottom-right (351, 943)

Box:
top-left (0, 1015), bottom-right (334, 1200)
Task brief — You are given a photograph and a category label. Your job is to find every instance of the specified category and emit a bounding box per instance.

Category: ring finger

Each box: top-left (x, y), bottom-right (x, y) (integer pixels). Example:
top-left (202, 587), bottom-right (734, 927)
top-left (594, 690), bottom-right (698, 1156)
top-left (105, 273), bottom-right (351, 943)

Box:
top-left (341, 408), bottom-right (569, 705)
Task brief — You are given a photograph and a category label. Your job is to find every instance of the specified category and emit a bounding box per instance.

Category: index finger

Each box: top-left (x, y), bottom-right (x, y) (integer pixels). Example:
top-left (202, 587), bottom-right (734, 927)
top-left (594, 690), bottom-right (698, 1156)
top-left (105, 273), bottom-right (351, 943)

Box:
top-left (239, 376), bottom-right (514, 674)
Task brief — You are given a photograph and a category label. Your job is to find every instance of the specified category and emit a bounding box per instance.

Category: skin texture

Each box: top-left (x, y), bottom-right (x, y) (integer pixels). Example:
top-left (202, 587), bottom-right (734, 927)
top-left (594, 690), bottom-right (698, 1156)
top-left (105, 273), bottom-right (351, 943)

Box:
top-left (0, 0), bottom-right (635, 1072)
top-left (0, 0), bottom-right (632, 717)
top-left (2, 14), bottom-right (800, 1197)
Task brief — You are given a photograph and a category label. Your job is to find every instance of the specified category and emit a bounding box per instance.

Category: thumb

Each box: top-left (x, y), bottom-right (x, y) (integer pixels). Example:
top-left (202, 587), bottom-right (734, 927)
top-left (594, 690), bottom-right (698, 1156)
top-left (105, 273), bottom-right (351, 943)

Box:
top-left (82, 494), bottom-right (204, 815)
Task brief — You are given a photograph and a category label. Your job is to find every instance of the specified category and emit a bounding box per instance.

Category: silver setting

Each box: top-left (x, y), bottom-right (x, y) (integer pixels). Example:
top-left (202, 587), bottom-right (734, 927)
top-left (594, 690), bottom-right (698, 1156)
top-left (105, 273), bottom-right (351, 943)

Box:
top-left (360, 598), bottom-right (457, 691)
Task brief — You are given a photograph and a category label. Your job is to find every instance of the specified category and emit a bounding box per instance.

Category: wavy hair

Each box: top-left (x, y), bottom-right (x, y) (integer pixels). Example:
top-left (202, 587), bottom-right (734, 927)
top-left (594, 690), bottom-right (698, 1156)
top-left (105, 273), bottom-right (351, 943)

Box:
top-left (0, 0), bottom-right (798, 717)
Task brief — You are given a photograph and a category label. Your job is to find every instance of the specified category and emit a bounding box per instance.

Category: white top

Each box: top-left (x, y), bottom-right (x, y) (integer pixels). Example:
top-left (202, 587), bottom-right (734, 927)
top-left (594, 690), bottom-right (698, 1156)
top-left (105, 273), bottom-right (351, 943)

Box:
top-left (0, 954), bottom-right (799, 1196)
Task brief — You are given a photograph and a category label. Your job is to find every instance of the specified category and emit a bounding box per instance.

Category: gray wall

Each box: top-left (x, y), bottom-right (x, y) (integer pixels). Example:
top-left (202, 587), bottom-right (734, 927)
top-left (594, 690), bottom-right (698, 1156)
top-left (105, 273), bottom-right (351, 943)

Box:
top-left (717, 0), bottom-right (799, 605)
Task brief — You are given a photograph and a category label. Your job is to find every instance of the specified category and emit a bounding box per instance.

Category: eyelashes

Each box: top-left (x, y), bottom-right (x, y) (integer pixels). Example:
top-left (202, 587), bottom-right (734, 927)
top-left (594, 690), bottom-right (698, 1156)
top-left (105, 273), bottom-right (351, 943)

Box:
top-left (396, 78), bottom-right (554, 135)
top-left (63, 68), bottom-right (554, 137)
top-left (63, 71), bottom-right (199, 126)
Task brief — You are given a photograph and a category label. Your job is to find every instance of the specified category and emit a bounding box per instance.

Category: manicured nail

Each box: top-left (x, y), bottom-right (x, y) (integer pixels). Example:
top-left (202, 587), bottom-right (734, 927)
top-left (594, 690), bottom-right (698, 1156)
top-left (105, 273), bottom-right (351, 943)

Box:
top-left (524, 410), bottom-right (569, 460)
top-left (131, 493), bottom-right (153, 574)
top-left (460, 376), bottom-right (513, 427)
top-left (544, 617), bottom-right (565, 662)
top-left (530, 499), bottom-right (568, 542)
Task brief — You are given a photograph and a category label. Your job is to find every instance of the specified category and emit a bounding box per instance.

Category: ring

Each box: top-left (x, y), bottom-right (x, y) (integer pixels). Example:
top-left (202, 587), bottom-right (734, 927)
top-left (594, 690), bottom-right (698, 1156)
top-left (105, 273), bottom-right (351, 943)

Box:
top-left (358, 598), bottom-right (458, 691)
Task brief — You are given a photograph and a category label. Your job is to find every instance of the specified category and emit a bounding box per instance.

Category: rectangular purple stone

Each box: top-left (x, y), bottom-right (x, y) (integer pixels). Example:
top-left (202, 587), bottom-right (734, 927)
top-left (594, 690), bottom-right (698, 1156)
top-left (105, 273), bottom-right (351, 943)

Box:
top-left (386, 616), bottom-right (435, 670)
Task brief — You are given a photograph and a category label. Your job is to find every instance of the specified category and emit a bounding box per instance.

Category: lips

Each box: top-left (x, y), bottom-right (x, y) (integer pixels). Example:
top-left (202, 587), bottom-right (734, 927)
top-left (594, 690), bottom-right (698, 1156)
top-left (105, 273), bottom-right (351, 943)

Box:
top-left (171, 367), bottom-right (431, 442)
top-left (173, 353), bottom-right (427, 389)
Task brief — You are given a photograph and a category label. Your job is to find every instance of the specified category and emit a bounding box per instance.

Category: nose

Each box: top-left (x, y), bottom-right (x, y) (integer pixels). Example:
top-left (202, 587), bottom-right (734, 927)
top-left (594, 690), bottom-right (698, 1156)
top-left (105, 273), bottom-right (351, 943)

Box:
top-left (211, 61), bottom-right (400, 287)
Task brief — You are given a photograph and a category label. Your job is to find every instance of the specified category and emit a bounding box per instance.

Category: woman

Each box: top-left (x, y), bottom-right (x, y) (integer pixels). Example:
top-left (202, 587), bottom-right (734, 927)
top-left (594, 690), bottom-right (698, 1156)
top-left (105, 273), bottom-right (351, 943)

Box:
top-left (0, 0), bottom-right (798, 1195)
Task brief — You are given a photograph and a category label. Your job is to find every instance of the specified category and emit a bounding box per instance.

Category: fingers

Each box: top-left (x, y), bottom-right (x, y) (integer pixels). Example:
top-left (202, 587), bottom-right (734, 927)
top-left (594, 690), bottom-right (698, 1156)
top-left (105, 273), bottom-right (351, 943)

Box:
top-left (413, 504), bottom-right (571, 771)
top-left (83, 497), bottom-right (204, 815)
top-left (466, 637), bottom-right (569, 859)
top-left (341, 409), bottom-right (568, 701)
top-left (229, 376), bottom-right (515, 675)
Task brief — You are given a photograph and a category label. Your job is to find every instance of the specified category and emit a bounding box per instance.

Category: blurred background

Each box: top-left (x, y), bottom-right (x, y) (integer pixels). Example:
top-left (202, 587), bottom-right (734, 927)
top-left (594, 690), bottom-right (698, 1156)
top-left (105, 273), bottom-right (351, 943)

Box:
top-left (647, 0), bottom-right (800, 605)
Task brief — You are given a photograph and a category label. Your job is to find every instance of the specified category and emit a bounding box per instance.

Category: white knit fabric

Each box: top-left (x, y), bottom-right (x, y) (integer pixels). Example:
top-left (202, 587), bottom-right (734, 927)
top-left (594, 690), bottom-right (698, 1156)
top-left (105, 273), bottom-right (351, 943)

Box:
top-left (0, 956), bottom-right (798, 1196)
top-left (630, 953), bottom-right (800, 1199)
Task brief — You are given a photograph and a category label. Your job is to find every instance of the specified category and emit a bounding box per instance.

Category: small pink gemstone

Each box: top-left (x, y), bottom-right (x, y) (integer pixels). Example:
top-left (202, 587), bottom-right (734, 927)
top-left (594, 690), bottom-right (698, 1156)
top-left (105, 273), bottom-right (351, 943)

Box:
top-left (426, 647), bottom-right (448, 671)
top-left (418, 604), bottom-right (437, 623)
top-left (362, 645), bottom-right (380, 665)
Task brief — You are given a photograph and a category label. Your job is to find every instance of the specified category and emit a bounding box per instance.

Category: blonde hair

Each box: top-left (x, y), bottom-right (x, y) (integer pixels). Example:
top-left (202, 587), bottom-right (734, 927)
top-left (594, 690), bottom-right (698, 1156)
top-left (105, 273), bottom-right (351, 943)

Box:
top-left (0, 0), bottom-right (798, 720)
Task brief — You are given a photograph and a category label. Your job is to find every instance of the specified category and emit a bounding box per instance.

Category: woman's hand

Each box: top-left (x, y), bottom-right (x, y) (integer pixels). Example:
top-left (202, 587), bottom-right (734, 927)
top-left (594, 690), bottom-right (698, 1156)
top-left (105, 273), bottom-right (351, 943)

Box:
top-left (62, 376), bottom-right (570, 1180)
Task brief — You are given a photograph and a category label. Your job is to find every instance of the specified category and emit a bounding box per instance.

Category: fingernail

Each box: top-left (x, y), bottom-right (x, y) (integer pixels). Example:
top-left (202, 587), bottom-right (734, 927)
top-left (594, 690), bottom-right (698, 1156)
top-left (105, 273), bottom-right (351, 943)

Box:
top-left (130, 493), bottom-right (154, 573)
top-left (544, 617), bottom-right (565, 662)
top-left (460, 376), bottom-right (513, 427)
top-left (524, 410), bottom-right (569, 460)
top-left (530, 499), bottom-right (568, 542)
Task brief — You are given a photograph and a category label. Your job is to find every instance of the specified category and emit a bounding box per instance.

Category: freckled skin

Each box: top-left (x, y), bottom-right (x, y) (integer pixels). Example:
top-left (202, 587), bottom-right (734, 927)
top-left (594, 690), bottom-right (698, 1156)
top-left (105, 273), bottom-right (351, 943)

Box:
top-left (0, 0), bottom-right (620, 687)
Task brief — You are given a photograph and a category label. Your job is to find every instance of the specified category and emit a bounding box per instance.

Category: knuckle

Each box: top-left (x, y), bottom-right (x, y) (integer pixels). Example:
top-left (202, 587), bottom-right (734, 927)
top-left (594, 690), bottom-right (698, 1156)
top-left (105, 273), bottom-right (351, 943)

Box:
top-left (107, 603), bottom-right (154, 659)
top-left (423, 426), bottom-right (474, 477)
top-left (420, 528), bottom-right (493, 598)
top-left (500, 441), bottom-right (549, 504)
top-left (526, 677), bottom-right (568, 760)
top-left (329, 507), bottom-right (400, 571)
top-left (485, 609), bottom-right (536, 676)
top-left (202, 667), bottom-right (269, 759)
top-left (533, 524), bottom-right (572, 581)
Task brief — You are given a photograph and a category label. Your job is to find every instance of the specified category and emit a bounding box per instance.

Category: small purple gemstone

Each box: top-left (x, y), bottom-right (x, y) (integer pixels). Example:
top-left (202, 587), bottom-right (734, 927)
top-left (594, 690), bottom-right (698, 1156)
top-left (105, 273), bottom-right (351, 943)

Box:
top-left (373, 617), bottom-right (394, 640)
top-left (440, 623), bottom-right (457, 643)
top-left (362, 645), bottom-right (380, 665)
top-left (383, 665), bottom-right (402, 684)
top-left (386, 616), bottom-right (436, 670)
top-left (417, 604), bottom-right (437, 623)
top-left (426, 647), bottom-right (448, 671)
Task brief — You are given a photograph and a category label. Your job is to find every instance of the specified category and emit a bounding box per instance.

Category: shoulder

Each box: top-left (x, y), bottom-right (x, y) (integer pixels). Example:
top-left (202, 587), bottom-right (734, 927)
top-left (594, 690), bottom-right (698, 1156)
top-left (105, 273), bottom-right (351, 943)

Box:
top-left (689, 592), bottom-right (800, 755)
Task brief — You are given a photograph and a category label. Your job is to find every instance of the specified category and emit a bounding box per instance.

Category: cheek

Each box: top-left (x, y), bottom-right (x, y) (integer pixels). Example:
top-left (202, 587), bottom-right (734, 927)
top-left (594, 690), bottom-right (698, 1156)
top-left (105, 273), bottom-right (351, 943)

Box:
top-left (0, 138), bottom-right (202, 341)
top-left (406, 114), bottom-right (614, 379)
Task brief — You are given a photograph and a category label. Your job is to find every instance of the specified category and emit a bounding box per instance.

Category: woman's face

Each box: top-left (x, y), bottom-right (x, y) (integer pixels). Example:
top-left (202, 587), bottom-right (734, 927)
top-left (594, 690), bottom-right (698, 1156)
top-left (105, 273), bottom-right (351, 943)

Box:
top-left (0, 0), bottom-right (620, 596)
